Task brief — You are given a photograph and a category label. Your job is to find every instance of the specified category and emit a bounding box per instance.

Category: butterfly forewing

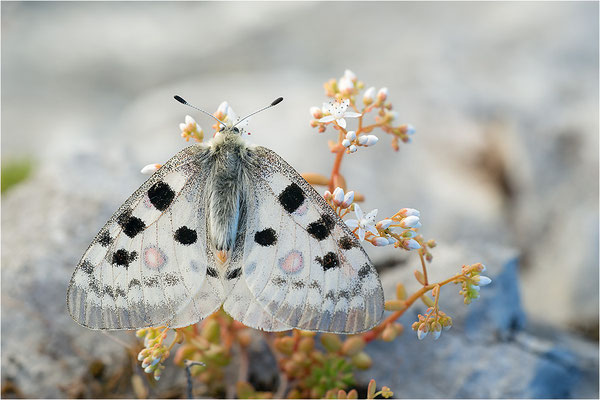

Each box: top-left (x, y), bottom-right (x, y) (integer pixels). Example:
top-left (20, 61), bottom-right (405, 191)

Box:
top-left (236, 147), bottom-right (384, 333)
top-left (67, 145), bottom-right (223, 329)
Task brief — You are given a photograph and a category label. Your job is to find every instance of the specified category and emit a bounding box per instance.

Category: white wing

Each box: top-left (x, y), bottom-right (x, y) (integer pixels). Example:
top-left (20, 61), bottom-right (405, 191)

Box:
top-left (229, 147), bottom-right (384, 333)
top-left (67, 145), bottom-right (224, 330)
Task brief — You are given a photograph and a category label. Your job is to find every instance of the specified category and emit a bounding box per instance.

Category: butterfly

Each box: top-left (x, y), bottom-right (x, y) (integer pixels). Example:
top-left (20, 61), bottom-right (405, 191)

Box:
top-left (66, 96), bottom-right (384, 333)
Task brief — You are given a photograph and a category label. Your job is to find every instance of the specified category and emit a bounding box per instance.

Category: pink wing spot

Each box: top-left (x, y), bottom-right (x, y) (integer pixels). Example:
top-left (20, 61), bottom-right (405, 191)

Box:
top-left (279, 250), bottom-right (304, 274)
top-left (293, 202), bottom-right (309, 216)
top-left (143, 246), bottom-right (167, 269)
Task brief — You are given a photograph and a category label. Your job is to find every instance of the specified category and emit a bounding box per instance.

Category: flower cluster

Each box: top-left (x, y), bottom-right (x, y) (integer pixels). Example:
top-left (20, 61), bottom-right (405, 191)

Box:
top-left (412, 307), bottom-right (453, 341)
top-left (179, 115), bottom-right (204, 142)
top-left (458, 263), bottom-right (492, 304)
top-left (136, 327), bottom-right (175, 380)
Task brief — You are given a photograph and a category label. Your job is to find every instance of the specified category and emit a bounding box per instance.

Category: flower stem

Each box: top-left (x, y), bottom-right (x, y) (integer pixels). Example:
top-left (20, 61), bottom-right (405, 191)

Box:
top-left (419, 251), bottom-right (429, 286)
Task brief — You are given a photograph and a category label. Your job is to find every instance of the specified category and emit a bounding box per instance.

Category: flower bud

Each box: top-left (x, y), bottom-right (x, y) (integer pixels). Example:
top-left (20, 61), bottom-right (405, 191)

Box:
top-left (345, 130), bottom-right (357, 141)
top-left (341, 336), bottom-right (365, 356)
top-left (344, 69), bottom-right (357, 82)
top-left (371, 236), bottom-right (389, 246)
top-left (201, 319), bottom-right (221, 343)
top-left (432, 322), bottom-right (442, 340)
top-left (381, 324), bottom-right (397, 342)
top-left (141, 163), bottom-right (161, 175)
top-left (363, 87), bottom-right (376, 105)
top-left (320, 333), bottom-right (342, 352)
top-left (403, 239), bottom-right (421, 250)
top-left (323, 190), bottom-right (332, 201)
top-left (401, 230), bottom-right (416, 238)
top-left (332, 187), bottom-right (345, 206)
top-left (399, 208), bottom-right (420, 217)
top-left (351, 351), bottom-right (372, 369)
top-left (417, 323), bottom-right (428, 340)
top-left (274, 336), bottom-right (295, 356)
top-left (400, 216), bottom-right (420, 228)
top-left (338, 77), bottom-right (353, 94)
top-left (216, 101), bottom-right (229, 117)
top-left (342, 139), bottom-right (351, 148)
top-left (377, 87), bottom-right (388, 102)
top-left (341, 191), bottom-right (354, 208)
top-left (358, 135), bottom-right (368, 145)
top-left (298, 337), bottom-right (315, 353)
top-left (387, 237), bottom-right (397, 245)
top-left (406, 124), bottom-right (416, 135)
top-left (376, 219), bottom-right (392, 230)
top-left (364, 135), bottom-right (379, 146)
top-left (310, 106), bottom-right (323, 119)
top-left (476, 275), bottom-right (492, 286)
top-left (348, 145), bottom-right (357, 153)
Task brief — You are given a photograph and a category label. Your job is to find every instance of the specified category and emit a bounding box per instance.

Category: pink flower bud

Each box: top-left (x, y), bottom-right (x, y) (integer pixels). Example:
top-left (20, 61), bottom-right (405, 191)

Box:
top-left (346, 130), bottom-right (356, 141)
top-left (403, 239), bottom-right (421, 250)
top-left (342, 191), bottom-right (354, 208)
top-left (377, 87), bottom-right (388, 102)
top-left (310, 106), bottom-right (323, 119)
top-left (323, 190), bottom-right (332, 201)
top-left (363, 87), bottom-right (376, 105)
top-left (338, 77), bottom-right (353, 94)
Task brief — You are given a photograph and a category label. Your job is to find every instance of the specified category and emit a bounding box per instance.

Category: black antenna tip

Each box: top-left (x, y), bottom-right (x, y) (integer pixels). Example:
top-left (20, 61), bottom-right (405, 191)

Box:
top-left (174, 95), bottom-right (187, 105)
top-left (271, 97), bottom-right (284, 106)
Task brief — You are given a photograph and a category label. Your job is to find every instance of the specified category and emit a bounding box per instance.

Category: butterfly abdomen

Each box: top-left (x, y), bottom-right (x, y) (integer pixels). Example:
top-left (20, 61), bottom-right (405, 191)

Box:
top-left (206, 135), bottom-right (252, 252)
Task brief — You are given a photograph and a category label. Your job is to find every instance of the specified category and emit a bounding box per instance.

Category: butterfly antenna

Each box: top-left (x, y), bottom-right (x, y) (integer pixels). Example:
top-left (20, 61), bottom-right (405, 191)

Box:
top-left (174, 95), bottom-right (227, 128)
top-left (233, 97), bottom-right (283, 128)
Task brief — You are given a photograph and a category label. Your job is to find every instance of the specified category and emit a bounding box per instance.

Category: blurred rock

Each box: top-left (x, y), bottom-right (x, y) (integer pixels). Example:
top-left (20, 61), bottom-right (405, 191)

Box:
top-left (358, 245), bottom-right (598, 398)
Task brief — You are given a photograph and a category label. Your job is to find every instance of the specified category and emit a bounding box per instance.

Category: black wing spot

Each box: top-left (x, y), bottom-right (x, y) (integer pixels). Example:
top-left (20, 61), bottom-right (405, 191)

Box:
top-left (292, 281), bottom-right (305, 289)
top-left (339, 236), bottom-right (356, 250)
top-left (98, 230), bottom-right (112, 247)
top-left (278, 183), bottom-right (305, 213)
top-left (307, 214), bottom-right (335, 241)
top-left (81, 260), bottom-right (94, 274)
top-left (89, 276), bottom-right (102, 295)
top-left (112, 249), bottom-right (137, 268)
top-left (103, 286), bottom-right (116, 299)
top-left (143, 276), bottom-right (160, 287)
top-left (207, 267), bottom-right (219, 278)
top-left (226, 268), bottom-right (242, 280)
top-left (358, 264), bottom-right (371, 279)
top-left (115, 288), bottom-right (127, 298)
top-left (254, 228), bottom-right (277, 246)
top-left (316, 252), bottom-right (340, 271)
top-left (174, 226), bottom-right (197, 245)
top-left (117, 211), bottom-right (146, 238)
top-left (148, 181), bottom-right (175, 211)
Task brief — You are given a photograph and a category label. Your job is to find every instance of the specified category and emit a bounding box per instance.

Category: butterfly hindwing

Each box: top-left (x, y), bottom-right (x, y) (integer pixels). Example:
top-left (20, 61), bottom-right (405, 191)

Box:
top-left (235, 146), bottom-right (384, 333)
top-left (67, 145), bottom-right (224, 329)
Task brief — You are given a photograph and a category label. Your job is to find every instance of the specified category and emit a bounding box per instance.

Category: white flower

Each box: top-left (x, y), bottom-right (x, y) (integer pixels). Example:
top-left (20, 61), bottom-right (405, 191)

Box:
top-left (319, 99), bottom-right (361, 129)
top-left (348, 144), bottom-right (357, 153)
top-left (140, 163), bottom-right (161, 175)
top-left (363, 86), bottom-right (376, 104)
top-left (403, 238), bottom-right (421, 250)
top-left (417, 324), bottom-right (428, 340)
top-left (399, 208), bottom-right (420, 217)
top-left (387, 236), bottom-right (397, 245)
top-left (345, 204), bottom-right (378, 241)
top-left (358, 135), bottom-right (368, 145)
top-left (342, 139), bottom-right (351, 148)
top-left (346, 131), bottom-right (356, 141)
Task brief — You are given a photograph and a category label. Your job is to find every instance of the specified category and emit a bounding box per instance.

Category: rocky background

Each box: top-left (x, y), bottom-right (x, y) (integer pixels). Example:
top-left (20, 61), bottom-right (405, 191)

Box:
top-left (2, 2), bottom-right (598, 398)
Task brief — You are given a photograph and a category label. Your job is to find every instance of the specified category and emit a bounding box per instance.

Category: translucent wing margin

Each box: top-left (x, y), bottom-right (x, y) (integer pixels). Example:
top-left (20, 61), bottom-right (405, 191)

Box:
top-left (67, 145), bottom-right (224, 330)
top-left (235, 146), bottom-right (384, 333)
